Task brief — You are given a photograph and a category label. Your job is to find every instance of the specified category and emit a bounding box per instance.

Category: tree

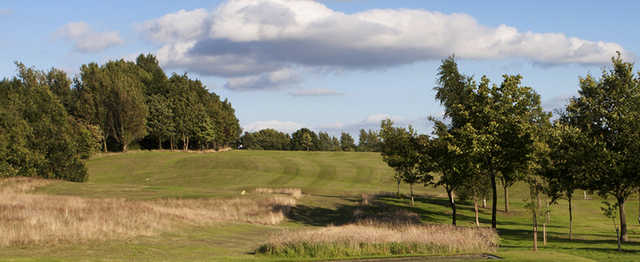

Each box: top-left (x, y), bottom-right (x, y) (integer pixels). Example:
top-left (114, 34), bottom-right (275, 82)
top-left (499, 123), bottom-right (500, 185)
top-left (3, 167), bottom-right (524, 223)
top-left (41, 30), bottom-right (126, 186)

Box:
top-left (146, 95), bottom-right (174, 149)
top-left (340, 132), bottom-right (356, 151)
top-left (0, 63), bottom-right (90, 181)
top-left (317, 132), bottom-right (334, 151)
top-left (434, 56), bottom-right (544, 229)
top-left (102, 60), bottom-right (149, 152)
top-left (564, 53), bottom-right (640, 242)
top-left (291, 128), bottom-right (318, 151)
top-left (379, 119), bottom-right (430, 206)
top-left (427, 121), bottom-right (479, 225)
top-left (542, 122), bottom-right (590, 240)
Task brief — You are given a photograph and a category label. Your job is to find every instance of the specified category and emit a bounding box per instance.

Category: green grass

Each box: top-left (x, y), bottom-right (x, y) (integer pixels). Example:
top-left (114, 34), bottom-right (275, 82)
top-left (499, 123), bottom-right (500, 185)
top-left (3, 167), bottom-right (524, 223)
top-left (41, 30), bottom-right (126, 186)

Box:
top-left (4, 150), bottom-right (640, 261)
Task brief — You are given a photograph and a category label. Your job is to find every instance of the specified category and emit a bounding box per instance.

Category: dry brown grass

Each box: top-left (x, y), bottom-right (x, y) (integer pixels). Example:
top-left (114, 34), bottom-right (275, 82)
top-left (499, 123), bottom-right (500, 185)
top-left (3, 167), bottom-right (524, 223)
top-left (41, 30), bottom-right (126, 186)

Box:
top-left (255, 187), bottom-right (303, 199)
top-left (258, 222), bottom-right (499, 258)
top-left (0, 177), bottom-right (295, 247)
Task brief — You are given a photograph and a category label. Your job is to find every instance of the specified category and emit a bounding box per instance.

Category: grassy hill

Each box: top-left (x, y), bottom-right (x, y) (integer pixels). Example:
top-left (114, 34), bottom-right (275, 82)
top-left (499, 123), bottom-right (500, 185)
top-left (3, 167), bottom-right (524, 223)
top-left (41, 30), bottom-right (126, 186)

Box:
top-left (2, 150), bottom-right (640, 261)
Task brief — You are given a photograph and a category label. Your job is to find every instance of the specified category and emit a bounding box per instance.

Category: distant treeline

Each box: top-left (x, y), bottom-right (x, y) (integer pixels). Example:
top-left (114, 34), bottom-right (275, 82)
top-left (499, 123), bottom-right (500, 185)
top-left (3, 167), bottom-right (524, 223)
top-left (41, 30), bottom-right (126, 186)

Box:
top-left (240, 128), bottom-right (381, 152)
top-left (0, 54), bottom-right (241, 181)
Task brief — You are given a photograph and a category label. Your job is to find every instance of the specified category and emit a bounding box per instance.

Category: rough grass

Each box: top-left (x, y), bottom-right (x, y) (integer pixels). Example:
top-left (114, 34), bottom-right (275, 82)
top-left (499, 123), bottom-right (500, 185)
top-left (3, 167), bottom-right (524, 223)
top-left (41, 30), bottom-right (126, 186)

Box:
top-left (257, 222), bottom-right (499, 258)
top-left (0, 177), bottom-right (295, 247)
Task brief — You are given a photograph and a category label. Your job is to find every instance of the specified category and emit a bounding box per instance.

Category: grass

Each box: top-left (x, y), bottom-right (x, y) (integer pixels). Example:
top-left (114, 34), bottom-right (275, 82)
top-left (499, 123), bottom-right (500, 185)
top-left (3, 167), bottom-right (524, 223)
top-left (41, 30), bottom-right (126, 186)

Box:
top-left (2, 150), bottom-right (640, 261)
top-left (257, 222), bottom-right (498, 258)
top-left (0, 177), bottom-right (296, 247)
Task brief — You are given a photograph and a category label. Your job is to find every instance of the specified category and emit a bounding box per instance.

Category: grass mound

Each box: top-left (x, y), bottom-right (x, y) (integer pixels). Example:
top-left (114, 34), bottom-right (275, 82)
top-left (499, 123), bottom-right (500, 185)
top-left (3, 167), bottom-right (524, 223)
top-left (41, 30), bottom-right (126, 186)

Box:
top-left (257, 222), bottom-right (499, 258)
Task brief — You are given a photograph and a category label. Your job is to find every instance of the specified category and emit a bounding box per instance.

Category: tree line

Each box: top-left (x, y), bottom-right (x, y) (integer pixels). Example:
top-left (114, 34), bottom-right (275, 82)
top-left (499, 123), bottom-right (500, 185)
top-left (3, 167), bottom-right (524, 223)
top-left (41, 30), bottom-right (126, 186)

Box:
top-left (240, 128), bottom-right (381, 152)
top-left (379, 53), bottom-right (640, 251)
top-left (0, 54), bottom-right (241, 181)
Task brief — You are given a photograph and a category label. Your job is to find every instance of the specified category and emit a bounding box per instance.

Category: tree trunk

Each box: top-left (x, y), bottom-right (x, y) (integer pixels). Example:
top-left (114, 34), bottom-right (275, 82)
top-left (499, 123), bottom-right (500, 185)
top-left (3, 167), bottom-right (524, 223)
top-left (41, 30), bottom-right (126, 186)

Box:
top-left (533, 210), bottom-right (538, 251)
top-left (569, 195), bottom-right (573, 241)
top-left (504, 184), bottom-right (509, 213)
top-left (474, 198), bottom-right (480, 227)
top-left (170, 137), bottom-right (174, 151)
top-left (483, 197), bottom-right (487, 209)
top-left (617, 227), bottom-right (621, 251)
top-left (491, 171), bottom-right (497, 228)
top-left (397, 179), bottom-right (401, 198)
top-left (446, 188), bottom-right (456, 226)
top-left (410, 183), bottom-right (414, 207)
top-left (543, 223), bottom-right (547, 246)
top-left (618, 197), bottom-right (628, 242)
top-left (122, 143), bottom-right (128, 152)
top-left (103, 138), bottom-right (108, 153)
top-left (158, 136), bottom-right (163, 150)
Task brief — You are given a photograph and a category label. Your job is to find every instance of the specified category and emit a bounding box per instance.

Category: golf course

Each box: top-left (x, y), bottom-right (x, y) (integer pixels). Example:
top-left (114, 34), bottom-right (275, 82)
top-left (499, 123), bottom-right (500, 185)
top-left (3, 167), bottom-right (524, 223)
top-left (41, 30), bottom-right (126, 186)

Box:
top-left (1, 150), bottom-right (639, 261)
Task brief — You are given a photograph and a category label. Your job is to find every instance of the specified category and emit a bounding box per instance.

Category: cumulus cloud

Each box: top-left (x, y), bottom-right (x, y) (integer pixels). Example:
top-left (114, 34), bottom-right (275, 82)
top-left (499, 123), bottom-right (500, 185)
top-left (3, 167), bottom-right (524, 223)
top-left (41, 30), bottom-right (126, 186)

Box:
top-left (56, 22), bottom-right (124, 53)
top-left (289, 88), bottom-right (343, 96)
top-left (244, 120), bottom-right (304, 133)
top-left (140, 0), bottom-right (626, 90)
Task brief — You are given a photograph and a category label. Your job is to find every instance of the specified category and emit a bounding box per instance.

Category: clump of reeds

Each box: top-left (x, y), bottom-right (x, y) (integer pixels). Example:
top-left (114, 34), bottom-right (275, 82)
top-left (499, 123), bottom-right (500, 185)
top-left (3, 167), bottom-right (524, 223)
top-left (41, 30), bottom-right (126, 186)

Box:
top-left (0, 177), bottom-right (296, 247)
top-left (255, 187), bottom-right (303, 199)
top-left (257, 222), bottom-right (499, 258)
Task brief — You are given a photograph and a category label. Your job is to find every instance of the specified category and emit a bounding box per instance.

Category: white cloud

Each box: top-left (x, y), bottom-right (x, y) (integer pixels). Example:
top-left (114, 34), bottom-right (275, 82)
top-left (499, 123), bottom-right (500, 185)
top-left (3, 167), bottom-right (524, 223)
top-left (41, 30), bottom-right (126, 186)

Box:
top-left (56, 22), bottom-right (124, 53)
top-left (289, 88), bottom-right (343, 96)
top-left (140, 0), bottom-right (627, 90)
top-left (244, 120), bottom-right (304, 133)
top-left (224, 68), bottom-right (300, 90)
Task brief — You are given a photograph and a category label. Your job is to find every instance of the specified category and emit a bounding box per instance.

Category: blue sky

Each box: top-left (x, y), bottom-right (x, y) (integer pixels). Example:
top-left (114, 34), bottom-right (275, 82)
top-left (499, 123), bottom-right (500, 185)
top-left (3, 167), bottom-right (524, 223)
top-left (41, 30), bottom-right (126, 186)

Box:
top-left (1, 0), bottom-right (638, 137)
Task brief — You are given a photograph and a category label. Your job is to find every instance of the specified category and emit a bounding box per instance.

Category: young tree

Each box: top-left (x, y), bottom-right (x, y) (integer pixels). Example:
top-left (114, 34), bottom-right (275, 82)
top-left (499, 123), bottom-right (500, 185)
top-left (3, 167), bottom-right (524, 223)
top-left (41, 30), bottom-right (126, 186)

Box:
top-left (379, 119), bottom-right (431, 206)
top-left (428, 120), bottom-right (480, 225)
top-left (542, 122), bottom-right (589, 240)
top-left (565, 53), bottom-right (640, 242)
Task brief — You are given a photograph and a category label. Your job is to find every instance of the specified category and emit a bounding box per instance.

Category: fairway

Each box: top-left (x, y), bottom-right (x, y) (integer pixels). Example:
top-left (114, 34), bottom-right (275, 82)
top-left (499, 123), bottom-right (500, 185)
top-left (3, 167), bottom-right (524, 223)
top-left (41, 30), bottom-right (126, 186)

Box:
top-left (3, 150), bottom-right (640, 261)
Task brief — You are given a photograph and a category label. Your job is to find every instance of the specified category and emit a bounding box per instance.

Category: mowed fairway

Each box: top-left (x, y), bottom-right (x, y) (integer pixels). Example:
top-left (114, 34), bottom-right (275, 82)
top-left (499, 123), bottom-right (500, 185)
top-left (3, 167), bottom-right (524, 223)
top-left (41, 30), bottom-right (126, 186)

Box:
top-left (2, 150), bottom-right (640, 261)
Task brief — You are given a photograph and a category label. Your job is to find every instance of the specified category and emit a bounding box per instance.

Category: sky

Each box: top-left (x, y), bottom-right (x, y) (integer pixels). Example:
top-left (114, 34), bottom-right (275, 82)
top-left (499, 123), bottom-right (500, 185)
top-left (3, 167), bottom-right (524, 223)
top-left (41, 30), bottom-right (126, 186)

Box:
top-left (1, 0), bottom-right (638, 137)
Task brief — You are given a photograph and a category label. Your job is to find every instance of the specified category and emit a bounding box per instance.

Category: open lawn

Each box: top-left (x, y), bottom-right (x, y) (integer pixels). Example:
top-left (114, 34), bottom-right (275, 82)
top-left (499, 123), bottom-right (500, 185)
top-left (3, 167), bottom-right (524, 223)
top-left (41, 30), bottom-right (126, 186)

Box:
top-left (2, 150), bottom-right (640, 261)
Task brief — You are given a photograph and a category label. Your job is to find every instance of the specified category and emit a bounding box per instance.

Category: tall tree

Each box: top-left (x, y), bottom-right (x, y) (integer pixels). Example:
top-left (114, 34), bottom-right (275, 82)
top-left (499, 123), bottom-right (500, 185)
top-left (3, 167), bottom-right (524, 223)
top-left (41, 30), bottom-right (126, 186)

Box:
top-left (102, 60), bottom-right (149, 152)
top-left (564, 53), bottom-right (640, 242)
top-left (434, 56), bottom-right (544, 228)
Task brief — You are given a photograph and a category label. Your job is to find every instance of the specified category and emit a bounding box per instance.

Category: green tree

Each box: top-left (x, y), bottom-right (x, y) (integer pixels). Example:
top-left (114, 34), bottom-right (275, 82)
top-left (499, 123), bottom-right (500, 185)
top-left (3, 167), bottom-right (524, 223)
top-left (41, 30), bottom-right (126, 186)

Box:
top-left (564, 53), bottom-right (640, 242)
top-left (379, 119), bottom-right (430, 206)
top-left (0, 63), bottom-right (89, 181)
top-left (340, 132), bottom-right (356, 152)
top-left (102, 60), bottom-right (149, 152)
top-left (434, 56), bottom-right (544, 228)
top-left (146, 95), bottom-right (175, 149)
top-left (291, 128), bottom-right (319, 151)
top-left (427, 121), bottom-right (479, 225)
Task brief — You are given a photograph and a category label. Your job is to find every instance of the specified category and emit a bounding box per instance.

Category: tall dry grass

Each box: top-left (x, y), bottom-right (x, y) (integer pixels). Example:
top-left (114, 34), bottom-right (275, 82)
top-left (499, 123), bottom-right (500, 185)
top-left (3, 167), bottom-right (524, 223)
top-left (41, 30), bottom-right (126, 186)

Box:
top-left (255, 187), bottom-right (302, 199)
top-left (257, 222), bottom-right (499, 258)
top-left (0, 177), bottom-right (295, 247)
